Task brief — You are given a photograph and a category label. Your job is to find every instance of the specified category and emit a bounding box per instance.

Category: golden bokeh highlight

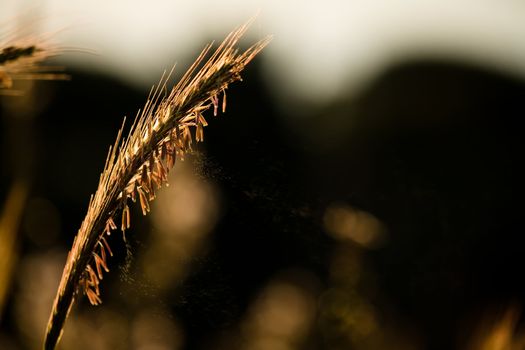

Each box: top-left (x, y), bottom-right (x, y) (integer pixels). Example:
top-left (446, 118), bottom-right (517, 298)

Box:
top-left (130, 309), bottom-right (183, 350)
top-left (465, 305), bottom-right (525, 350)
top-left (13, 251), bottom-right (65, 349)
top-left (324, 203), bottom-right (386, 249)
top-left (240, 277), bottom-right (317, 350)
top-left (142, 158), bottom-right (220, 290)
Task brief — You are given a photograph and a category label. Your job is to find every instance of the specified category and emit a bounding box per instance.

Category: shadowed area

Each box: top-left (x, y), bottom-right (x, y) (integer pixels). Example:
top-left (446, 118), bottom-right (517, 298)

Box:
top-left (0, 56), bottom-right (524, 349)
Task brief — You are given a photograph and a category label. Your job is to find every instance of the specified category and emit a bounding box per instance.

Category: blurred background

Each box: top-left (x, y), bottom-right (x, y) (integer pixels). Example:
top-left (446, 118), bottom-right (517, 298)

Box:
top-left (1, 1), bottom-right (525, 349)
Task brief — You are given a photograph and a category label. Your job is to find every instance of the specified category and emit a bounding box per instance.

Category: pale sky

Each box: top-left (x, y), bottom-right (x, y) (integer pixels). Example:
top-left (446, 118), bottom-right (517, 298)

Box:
top-left (2, 0), bottom-right (525, 109)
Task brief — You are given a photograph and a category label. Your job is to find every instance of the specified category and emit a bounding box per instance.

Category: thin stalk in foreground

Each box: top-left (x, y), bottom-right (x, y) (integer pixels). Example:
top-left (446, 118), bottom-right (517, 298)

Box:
top-left (43, 21), bottom-right (271, 350)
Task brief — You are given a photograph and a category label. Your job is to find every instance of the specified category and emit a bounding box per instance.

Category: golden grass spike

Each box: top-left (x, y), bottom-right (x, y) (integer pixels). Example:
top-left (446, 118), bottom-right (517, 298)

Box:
top-left (43, 19), bottom-right (271, 350)
top-left (0, 36), bottom-right (68, 94)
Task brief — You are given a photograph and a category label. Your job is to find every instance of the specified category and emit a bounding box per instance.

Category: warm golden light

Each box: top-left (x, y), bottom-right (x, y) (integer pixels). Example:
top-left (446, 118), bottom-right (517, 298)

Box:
top-left (241, 278), bottom-right (317, 350)
top-left (142, 158), bottom-right (220, 289)
top-left (324, 203), bottom-right (386, 248)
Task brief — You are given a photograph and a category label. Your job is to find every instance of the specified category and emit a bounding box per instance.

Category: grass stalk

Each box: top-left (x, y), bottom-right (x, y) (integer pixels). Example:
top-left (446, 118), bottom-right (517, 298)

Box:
top-left (43, 20), bottom-right (271, 350)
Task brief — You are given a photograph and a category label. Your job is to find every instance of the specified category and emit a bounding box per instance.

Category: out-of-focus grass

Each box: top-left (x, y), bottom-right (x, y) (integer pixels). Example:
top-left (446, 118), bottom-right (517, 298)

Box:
top-left (0, 181), bottom-right (28, 318)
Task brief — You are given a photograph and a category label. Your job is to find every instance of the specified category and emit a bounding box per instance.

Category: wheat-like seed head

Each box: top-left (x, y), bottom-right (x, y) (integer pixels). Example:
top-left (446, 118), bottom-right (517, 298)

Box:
top-left (43, 20), bottom-right (271, 350)
top-left (0, 30), bottom-right (68, 95)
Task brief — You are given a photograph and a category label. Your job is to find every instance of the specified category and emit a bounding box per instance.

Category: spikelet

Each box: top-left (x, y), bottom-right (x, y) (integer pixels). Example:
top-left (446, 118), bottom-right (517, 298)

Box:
top-left (0, 33), bottom-right (68, 95)
top-left (43, 19), bottom-right (271, 350)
